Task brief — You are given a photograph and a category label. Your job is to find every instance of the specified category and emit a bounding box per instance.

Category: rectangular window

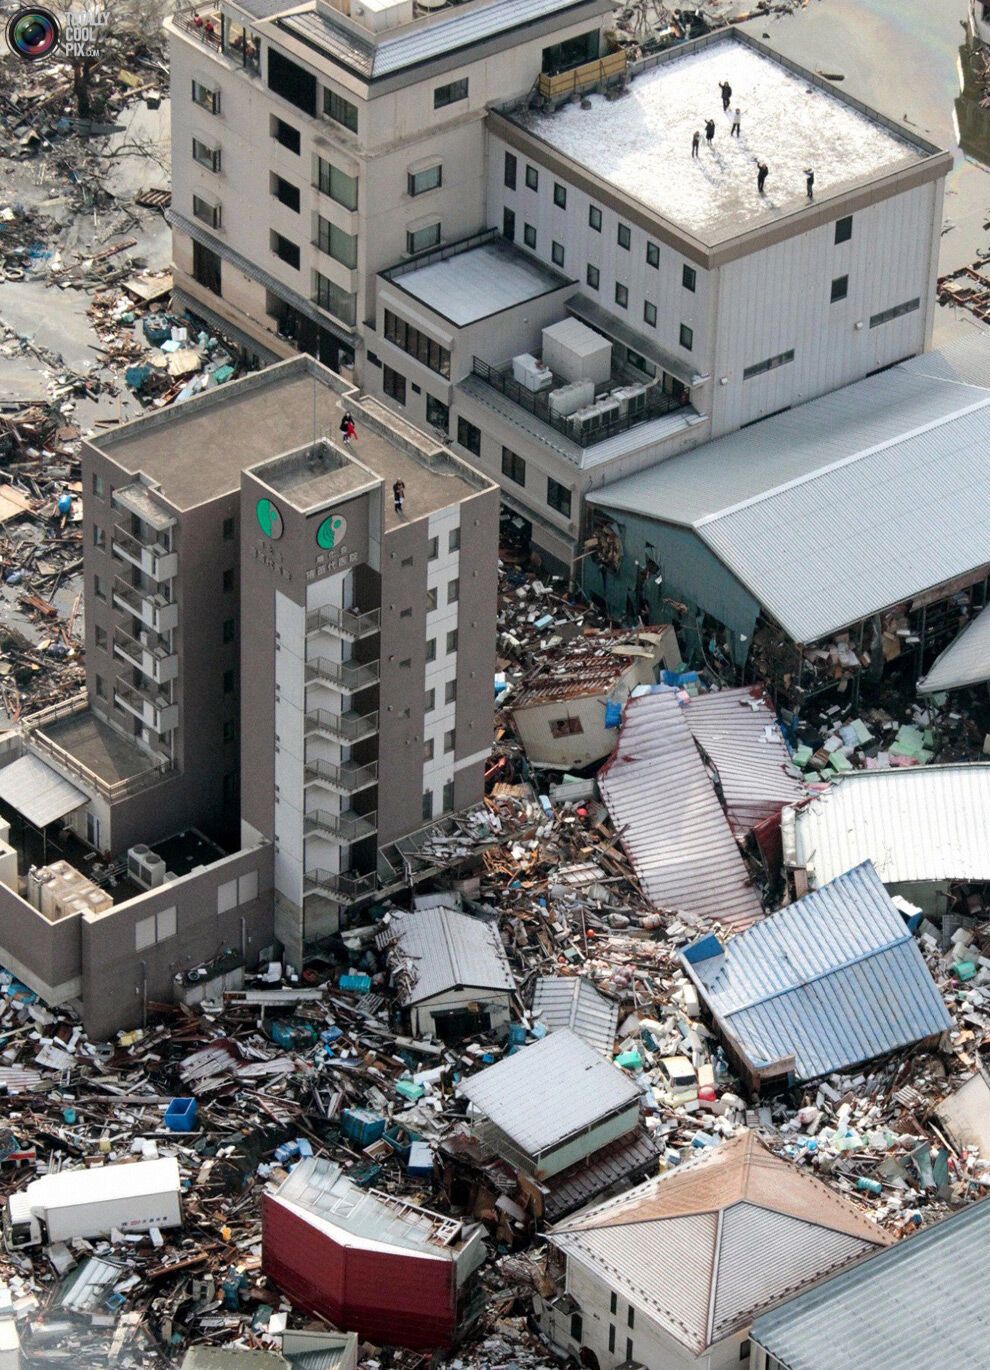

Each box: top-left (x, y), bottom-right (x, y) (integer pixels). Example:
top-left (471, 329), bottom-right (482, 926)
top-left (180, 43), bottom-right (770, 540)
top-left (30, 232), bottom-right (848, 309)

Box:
top-left (223, 668), bottom-right (235, 693)
top-left (549, 716), bottom-right (583, 737)
top-left (94, 625), bottom-right (107, 651)
top-left (268, 48), bottom-right (316, 116)
top-left (504, 151), bottom-right (517, 189)
top-left (610, 1294), bottom-right (617, 1316)
top-left (422, 790), bottom-right (434, 821)
top-left (426, 395), bottom-right (449, 431)
top-left (835, 214), bottom-right (853, 244)
top-left (192, 137), bottom-right (220, 172)
top-left (442, 779), bottom-right (454, 812)
top-left (313, 273), bottom-right (356, 326)
top-left (223, 567), bottom-right (234, 592)
top-left (740, 1342), bottom-right (751, 1362)
top-left (626, 1340), bottom-right (633, 1362)
top-left (502, 448), bottom-right (526, 485)
top-left (679, 322), bottom-right (694, 351)
top-left (523, 223), bottom-right (537, 249)
top-left (224, 17), bottom-right (260, 71)
top-left (92, 472), bottom-right (105, 498)
top-left (324, 87), bottom-right (358, 131)
top-left (193, 195), bottom-right (221, 229)
top-left (193, 239), bottom-right (222, 295)
top-left (407, 222), bottom-right (441, 254)
top-left (222, 516), bottom-right (235, 540)
top-left (457, 417), bottom-right (481, 455)
top-left (743, 348), bottom-right (795, 379)
top-left (589, 204), bottom-right (602, 231)
top-left (449, 527), bottom-right (460, 552)
top-left (553, 182), bottom-right (567, 208)
top-left (222, 618), bottom-right (235, 644)
top-left (272, 116), bottom-right (300, 154)
top-left (446, 629), bottom-right (458, 654)
top-left (317, 217), bottom-right (357, 267)
top-left (427, 536), bottom-right (439, 560)
top-left (570, 1313), bottom-right (583, 1343)
top-left (409, 164), bottom-right (442, 196)
top-left (224, 719), bottom-right (236, 743)
top-left (316, 157), bottom-right (358, 210)
top-left (424, 738), bottom-right (435, 762)
top-left (271, 231), bottom-right (300, 269)
top-left (608, 1327), bottom-right (616, 1354)
top-left (95, 674), bottom-right (106, 699)
top-left (586, 263), bottom-right (599, 290)
top-left (615, 282), bottom-right (628, 309)
top-left (525, 164), bottom-right (539, 191)
top-left (627, 1307), bottom-right (635, 1329)
top-left (434, 78), bottom-right (468, 108)
top-left (447, 578), bottom-right (459, 604)
top-left (445, 679), bottom-right (457, 704)
top-left (870, 297), bottom-right (920, 328)
top-left (384, 310), bottom-right (451, 378)
top-left (383, 365), bottom-right (406, 405)
top-left (502, 206), bottom-right (515, 241)
top-left (617, 222), bottom-right (631, 249)
top-left (94, 573), bottom-right (105, 601)
top-left (426, 687), bottom-right (436, 711)
top-left (547, 477), bottom-right (572, 517)
top-left (272, 174), bottom-right (300, 212)
top-left (93, 524), bottom-right (105, 548)
top-left (444, 727), bottom-right (456, 753)
top-left (551, 240), bottom-right (565, 267)
top-left (683, 263), bottom-right (697, 292)
top-left (830, 274), bottom-right (849, 303)
top-left (426, 587), bottom-right (438, 611)
top-left (426, 640), bottom-right (437, 664)
top-left (646, 241), bottom-right (660, 268)
top-left (191, 79), bottom-right (219, 114)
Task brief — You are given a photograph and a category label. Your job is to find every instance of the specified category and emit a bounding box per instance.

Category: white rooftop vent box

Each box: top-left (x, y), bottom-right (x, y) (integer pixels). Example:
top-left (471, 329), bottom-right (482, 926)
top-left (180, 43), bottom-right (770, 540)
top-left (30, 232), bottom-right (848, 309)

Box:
top-left (548, 378), bottom-right (595, 418)
top-left (349, 0), bottom-right (413, 33)
top-left (542, 318), bottom-right (611, 387)
top-left (512, 353), bottom-right (554, 393)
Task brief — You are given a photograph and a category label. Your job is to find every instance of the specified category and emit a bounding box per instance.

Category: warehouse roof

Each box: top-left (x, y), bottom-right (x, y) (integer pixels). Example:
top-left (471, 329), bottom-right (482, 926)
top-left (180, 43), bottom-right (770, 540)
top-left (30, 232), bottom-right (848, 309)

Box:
top-left (381, 904), bottom-right (514, 1006)
top-left (531, 977), bottom-right (619, 1056)
top-left (750, 1198), bottom-right (990, 1370)
top-left (784, 765), bottom-right (990, 889)
top-left (588, 340), bottom-right (990, 644)
top-left (549, 1133), bottom-right (887, 1354)
top-left (458, 1029), bottom-right (639, 1158)
top-left (680, 863), bottom-right (952, 1083)
top-left (918, 608), bottom-right (990, 693)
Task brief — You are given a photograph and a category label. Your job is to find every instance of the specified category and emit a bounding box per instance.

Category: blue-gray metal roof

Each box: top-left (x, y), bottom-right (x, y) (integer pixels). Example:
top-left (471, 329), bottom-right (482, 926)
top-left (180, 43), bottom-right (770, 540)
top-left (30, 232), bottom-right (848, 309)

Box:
top-left (918, 606), bottom-right (990, 693)
top-left (749, 1199), bottom-right (990, 1370)
top-left (680, 862), bottom-right (951, 1083)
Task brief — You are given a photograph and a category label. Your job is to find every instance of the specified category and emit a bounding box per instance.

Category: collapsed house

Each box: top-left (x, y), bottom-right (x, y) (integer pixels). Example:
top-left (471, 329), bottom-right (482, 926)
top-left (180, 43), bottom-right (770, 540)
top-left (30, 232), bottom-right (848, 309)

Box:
top-left (531, 975), bottom-right (619, 1055)
top-left (680, 862), bottom-right (952, 1094)
top-left (181, 1333), bottom-right (359, 1369)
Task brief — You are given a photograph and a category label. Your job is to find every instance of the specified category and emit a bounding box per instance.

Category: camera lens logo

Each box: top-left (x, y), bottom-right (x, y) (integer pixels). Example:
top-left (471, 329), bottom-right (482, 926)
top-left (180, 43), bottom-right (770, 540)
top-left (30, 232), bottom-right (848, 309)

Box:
top-left (7, 8), bottom-right (61, 60)
top-left (316, 515), bottom-right (346, 550)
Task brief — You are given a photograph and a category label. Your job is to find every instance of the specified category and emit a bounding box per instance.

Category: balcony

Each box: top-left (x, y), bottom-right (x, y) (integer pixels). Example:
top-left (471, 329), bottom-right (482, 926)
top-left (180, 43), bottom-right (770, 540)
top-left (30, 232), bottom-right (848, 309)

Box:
top-left (306, 656), bottom-right (379, 691)
top-left (113, 578), bottom-right (178, 635)
top-left (305, 708), bottom-right (379, 744)
top-left (114, 679), bottom-right (178, 735)
top-left (113, 625), bottom-right (179, 687)
top-left (176, 8), bottom-right (222, 50)
top-left (306, 604), bottom-right (381, 640)
top-left (304, 868), bottom-right (378, 901)
top-left (305, 808), bottom-right (377, 842)
top-left (112, 524), bottom-right (178, 582)
top-left (304, 757), bottom-right (378, 795)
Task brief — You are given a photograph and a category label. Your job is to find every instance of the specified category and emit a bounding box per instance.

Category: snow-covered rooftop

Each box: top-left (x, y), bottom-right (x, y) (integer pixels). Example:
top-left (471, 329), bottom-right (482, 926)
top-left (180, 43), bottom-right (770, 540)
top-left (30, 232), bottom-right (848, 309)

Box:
top-left (513, 36), bottom-right (927, 244)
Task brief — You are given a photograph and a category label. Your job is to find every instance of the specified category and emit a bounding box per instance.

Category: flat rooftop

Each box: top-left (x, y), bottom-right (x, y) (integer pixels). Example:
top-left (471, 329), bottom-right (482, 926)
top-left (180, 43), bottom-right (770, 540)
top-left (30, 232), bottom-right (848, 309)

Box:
top-left (254, 440), bottom-right (371, 511)
top-left (38, 709), bottom-right (158, 785)
top-left (511, 32), bottom-right (930, 244)
top-left (385, 238), bottom-right (571, 327)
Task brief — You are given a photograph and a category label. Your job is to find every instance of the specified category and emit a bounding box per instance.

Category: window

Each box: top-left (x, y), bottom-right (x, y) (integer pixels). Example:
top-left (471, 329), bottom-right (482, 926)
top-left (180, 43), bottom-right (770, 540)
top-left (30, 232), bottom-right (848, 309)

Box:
top-left (272, 174), bottom-right (300, 212)
top-left (550, 716), bottom-right (583, 737)
top-left (523, 223), bottom-right (536, 249)
top-left (682, 263), bottom-right (697, 292)
top-left (408, 164), bottom-right (442, 196)
top-left (95, 674), bottom-right (106, 699)
top-left (502, 207), bottom-right (515, 241)
top-left (425, 686), bottom-right (436, 711)
top-left (449, 527), bottom-right (460, 552)
top-left (222, 516), bottom-right (235, 540)
top-left (646, 241), bottom-right (660, 268)
top-left (399, 657), bottom-right (412, 670)
top-left (502, 447), bottom-right (526, 486)
top-left (383, 365), bottom-right (406, 405)
top-left (317, 217), bottom-right (357, 267)
top-left (223, 668), bottom-right (235, 694)
top-left (504, 151), bottom-right (517, 189)
top-left (743, 348), bottom-right (795, 379)
top-left (835, 214), bottom-right (853, 244)
top-left (442, 779), bottom-right (454, 813)
top-left (407, 222), bottom-right (441, 254)
top-left (193, 195), bottom-right (221, 229)
top-left (384, 311), bottom-right (451, 377)
top-left (610, 1294), bottom-right (617, 1316)
top-left (457, 417), bottom-right (481, 455)
top-left (424, 738), bottom-right (435, 761)
top-left (271, 231), bottom-right (300, 269)
top-left (643, 301), bottom-right (657, 327)
top-left (94, 573), bottom-right (105, 601)
top-left (193, 240), bottom-right (222, 294)
top-left (447, 578), bottom-right (459, 604)
top-left (679, 322), bottom-right (694, 351)
top-left (192, 137), bottom-right (220, 172)
top-left (314, 273), bottom-right (356, 325)
top-left (223, 568), bottom-right (234, 592)
top-left (542, 30), bottom-right (599, 73)
top-left (586, 264), bottom-right (599, 290)
top-left (830, 274), bottom-right (849, 303)
top-left (547, 477), bottom-right (572, 517)
top-left (445, 679), bottom-right (457, 704)
top-left (224, 17), bottom-right (260, 70)
top-left (615, 282), bottom-right (628, 308)
top-left (94, 625), bottom-right (107, 651)
top-left (589, 205), bottom-right (602, 231)
top-left (444, 728), bottom-right (456, 752)
top-left (93, 524), bottom-right (105, 548)
top-left (92, 472), bottom-right (104, 498)
top-left (626, 1340), bottom-right (634, 1362)
top-left (135, 906), bottom-right (177, 951)
top-left (870, 297), bottom-right (920, 328)
top-left (271, 116), bottom-right (300, 154)
top-left (608, 1327), bottom-right (616, 1354)
top-left (552, 240), bottom-right (565, 267)
top-left (316, 157), bottom-right (358, 209)
top-left (191, 79), bottom-right (219, 113)
top-left (422, 790), bottom-right (434, 821)
top-left (553, 182), bottom-right (567, 208)
top-left (427, 536), bottom-right (439, 560)
top-left (324, 86), bottom-right (358, 131)
top-left (627, 1307), bottom-right (635, 1329)
top-left (426, 587), bottom-right (438, 611)
top-left (570, 1313), bottom-right (583, 1343)
top-left (525, 164), bottom-right (539, 191)
top-left (617, 222), bottom-right (631, 249)
top-left (740, 1342), bottom-right (751, 1362)
top-left (268, 48), bottom-right (316, 116)
top-left (426, 395), bottom-right (449, 432)
top-left (400, 606), bottom-right (413, 618)
top-left (426, 642), bottom-right (436, 665)
top-left (446, 629), bottom-right (458, 654)
top-left (222, 618), bottom-right (235, 644)
top-left (434, 78), bottom-right (468, 108)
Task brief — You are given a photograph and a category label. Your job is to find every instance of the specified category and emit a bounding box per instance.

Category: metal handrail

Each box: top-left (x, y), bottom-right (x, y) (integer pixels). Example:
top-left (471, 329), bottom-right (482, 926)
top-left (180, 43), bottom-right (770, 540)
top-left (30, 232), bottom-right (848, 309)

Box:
top-left (23, 695), bottom-right (173, 802)
top-left (112, 524), bottom-right (174, 573)
top-left (306, 656), bottom-right (379, 690)
top-left (305, 757), bottom-right (378, 792)
top-left (113, 624), bottom-right (174, 665)
top-left (115, 678), bottom-right (173, 717)
top-left (305, 708), bottom-right (379, 742)
top-left (304, 868), bottom-right (378, 898)
top-left (306, 604), bottom-right (381, 638)
top-left (176, 10), bottom-right (222, 49)
top-left (112, 577), bottom-right (171, 614)
top-left (305, 808), bottom-right (378, 841)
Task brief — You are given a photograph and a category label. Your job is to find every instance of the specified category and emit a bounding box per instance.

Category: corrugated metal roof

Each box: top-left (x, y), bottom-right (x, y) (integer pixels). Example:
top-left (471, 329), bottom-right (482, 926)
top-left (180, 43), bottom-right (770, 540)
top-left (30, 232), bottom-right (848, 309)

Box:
top-left (543, 1127), bottom-right (658, 1223)
top-left (0, 754), bottom-right (88, 828)
top-left (787, 765), bottom-right (990, 888)
top-left (680, 863), bottom-right (952, 1082)
top-left (58, 1257), bottom-right (126, 1314)
top-left (458, 1029), bottom-right (640, 1158)
top-left (917, 607), bottom-right (990, 693)
top-left (598, 691), bottom-right (764, 929)
top-left (531, 977), bottom-right (619, 1055)
top-left (383, 905), bottom-right (513, 1005)
top-left (749, 1198), bottom-right (990, 1370)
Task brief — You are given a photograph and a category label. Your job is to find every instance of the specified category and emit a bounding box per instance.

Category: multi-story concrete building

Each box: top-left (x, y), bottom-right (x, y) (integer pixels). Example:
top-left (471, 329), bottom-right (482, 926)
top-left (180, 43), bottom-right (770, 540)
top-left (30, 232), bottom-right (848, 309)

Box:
top-left (167, 4), bottom-right (950, 574)
top-left (0, 356), bottom-right (497, 1032)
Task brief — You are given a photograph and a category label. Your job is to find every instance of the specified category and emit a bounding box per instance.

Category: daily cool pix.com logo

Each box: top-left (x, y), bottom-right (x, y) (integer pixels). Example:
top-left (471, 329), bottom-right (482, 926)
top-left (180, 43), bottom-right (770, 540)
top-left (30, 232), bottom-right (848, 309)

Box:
top-left (6, 5), bottom-right (108, 59)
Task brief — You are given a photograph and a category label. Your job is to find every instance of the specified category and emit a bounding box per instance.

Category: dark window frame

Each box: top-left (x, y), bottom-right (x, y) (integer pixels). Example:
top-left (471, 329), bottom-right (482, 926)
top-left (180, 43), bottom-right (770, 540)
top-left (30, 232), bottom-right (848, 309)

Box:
top-left (682, 263), bottom-right (697, 292)
top-left (830, 274), bottom-right (849, 303)
top-left (553, 181), bottom-right (567, 208)
top-left (835, 215), bottom-right (853, 244)
top-left (383, 309), bottom-right (451, 378)
top-left (501, 447), bottom-right (526, 486)
top-left (434, 77), bottom-right (468, 109)
top-left (547, 476), bottom-right (572, 517)
top-left (383, 364), bottom-right (407, 405)
top-left (324, 86), bottom-right (359, 132)
top-left (457, 416), bottom-right (481, 456)
top-left (504, 151), bottom-right (517, 189)
top-left (679, 322), bottom-right (694, 351)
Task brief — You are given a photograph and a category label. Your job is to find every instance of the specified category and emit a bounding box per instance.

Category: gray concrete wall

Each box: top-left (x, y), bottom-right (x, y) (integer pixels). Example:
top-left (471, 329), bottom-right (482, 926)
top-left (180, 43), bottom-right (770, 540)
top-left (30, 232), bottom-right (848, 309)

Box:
top-left (378, 515), bottom-right (430, 845)
top-left (0, 884), bottom-right (82, 1003)
top-left (451, 485), bottom-right (498, 809)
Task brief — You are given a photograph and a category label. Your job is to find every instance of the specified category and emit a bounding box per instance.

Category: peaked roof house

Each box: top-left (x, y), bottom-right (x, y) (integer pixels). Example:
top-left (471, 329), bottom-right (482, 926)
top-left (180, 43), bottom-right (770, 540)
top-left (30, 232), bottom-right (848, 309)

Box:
top-left (681, 862), bottom-right (952, 1094)
top-left (531, 976), bottom-right (619, 1056)
top-left (540, 1132), bottom-right (890, 1370)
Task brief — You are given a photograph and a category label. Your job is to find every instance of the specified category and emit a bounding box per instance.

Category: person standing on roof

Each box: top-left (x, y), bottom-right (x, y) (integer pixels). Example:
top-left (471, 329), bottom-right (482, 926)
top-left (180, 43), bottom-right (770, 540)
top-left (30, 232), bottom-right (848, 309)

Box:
top-left (393, 479), bottom-right (406, 515)
top-left (719, 80), bottom-right (732, 111)
top-left (691, 129), bottom-right (700, 158)
top-left (805, 167), bottom-right (815, 200)
top-left (757, 160), bottom-right (769, 194)
top-left (705, 118), bottom-right (716, 147)
top-left (731, 106), bottom-right (742, 137)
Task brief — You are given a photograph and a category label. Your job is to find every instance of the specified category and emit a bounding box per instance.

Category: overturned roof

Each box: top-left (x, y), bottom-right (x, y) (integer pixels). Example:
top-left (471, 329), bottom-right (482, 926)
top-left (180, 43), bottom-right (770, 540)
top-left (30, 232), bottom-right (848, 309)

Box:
top-left (532, 977), bottom-right (619, 1056)
top-left (549, 1132), bottom-right (888, 1354)
top-left (918, 607), bottom-right (990, 694)
top-left (380, 905), bottom-right (514, 1006)
top-left (750, 1198), bottom-right (990, 1370)
top-left (784, 765), bottom-right (990, 889)
top-left (681, 863), bottom-right (952, 1083)
top-left (511, 628), bottom-right (673, 708)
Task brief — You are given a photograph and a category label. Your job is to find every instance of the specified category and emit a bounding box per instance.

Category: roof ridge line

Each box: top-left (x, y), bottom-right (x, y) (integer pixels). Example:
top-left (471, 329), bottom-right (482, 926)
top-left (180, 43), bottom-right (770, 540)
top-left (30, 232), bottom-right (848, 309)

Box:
top-left (718, 933), bottom-right (912, 1017)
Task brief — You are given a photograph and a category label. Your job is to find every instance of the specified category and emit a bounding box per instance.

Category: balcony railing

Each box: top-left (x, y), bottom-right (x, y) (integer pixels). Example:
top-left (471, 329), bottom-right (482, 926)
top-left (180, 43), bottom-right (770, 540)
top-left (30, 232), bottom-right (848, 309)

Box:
top-left (305, 808), bottom-right (377, 842)
top-left (304, 757), bottom-right (378, 794)
top-left (177, 9), bottom-right (222, 49)
top-left (305, 708), bottom-right (379, 744)
top-left (22, 693), bottom-right (173, 802)
top-left (113, 578), bottom-right (179, 634)
top-left (306, 604), bottom-right (381, 640)
top-left (471, 357), bottom-right (688, 448)
top-left (114, 679), bottom-right (178, 734)
top-left (113, 625), bottom-right (178, 686)
top-left (112, 524), bottom-right (178, 582)
top-left (305, 868), bottom-right (378, 900)
top-left (306, 656), bottom-right (379, 691)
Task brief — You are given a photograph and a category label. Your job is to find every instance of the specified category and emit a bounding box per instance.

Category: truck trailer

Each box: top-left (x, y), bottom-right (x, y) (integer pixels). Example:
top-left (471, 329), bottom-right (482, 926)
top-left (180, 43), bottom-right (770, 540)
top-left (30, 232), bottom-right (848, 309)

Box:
top-left (2, 1157), bottom-right (182, 1251)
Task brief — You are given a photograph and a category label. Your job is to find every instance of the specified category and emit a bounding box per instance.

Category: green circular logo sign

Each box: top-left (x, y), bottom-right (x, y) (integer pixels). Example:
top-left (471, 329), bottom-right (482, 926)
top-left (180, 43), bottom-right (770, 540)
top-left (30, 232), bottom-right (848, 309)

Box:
top-left (316, 514), bottom-right (347, 550)
top-left (256, 498), bottom-right (283, 540)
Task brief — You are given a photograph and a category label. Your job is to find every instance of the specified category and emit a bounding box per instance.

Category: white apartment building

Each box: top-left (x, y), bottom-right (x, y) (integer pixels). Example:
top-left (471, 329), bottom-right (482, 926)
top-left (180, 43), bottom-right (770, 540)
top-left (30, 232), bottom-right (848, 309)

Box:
top-left (168, 6), bottom-right (950, 574)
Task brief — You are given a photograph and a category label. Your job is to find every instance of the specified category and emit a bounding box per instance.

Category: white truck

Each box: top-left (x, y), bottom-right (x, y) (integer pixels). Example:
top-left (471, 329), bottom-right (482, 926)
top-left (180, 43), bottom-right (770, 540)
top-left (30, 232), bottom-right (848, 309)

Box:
top-left (2, 1157), bottom-right (182, 1251)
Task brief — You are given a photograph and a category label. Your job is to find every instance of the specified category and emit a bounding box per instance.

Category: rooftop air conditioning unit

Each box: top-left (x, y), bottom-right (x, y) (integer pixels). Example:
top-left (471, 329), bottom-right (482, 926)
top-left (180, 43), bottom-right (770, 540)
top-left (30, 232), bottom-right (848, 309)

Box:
top-left (611, 383), bottom-right (648, 417)
top-left (571, 397), bottom-right (620, 439)
top-left (548, 379), bottom-right (595, 418)
top-left (512, 354), bottom-right (554, 393)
